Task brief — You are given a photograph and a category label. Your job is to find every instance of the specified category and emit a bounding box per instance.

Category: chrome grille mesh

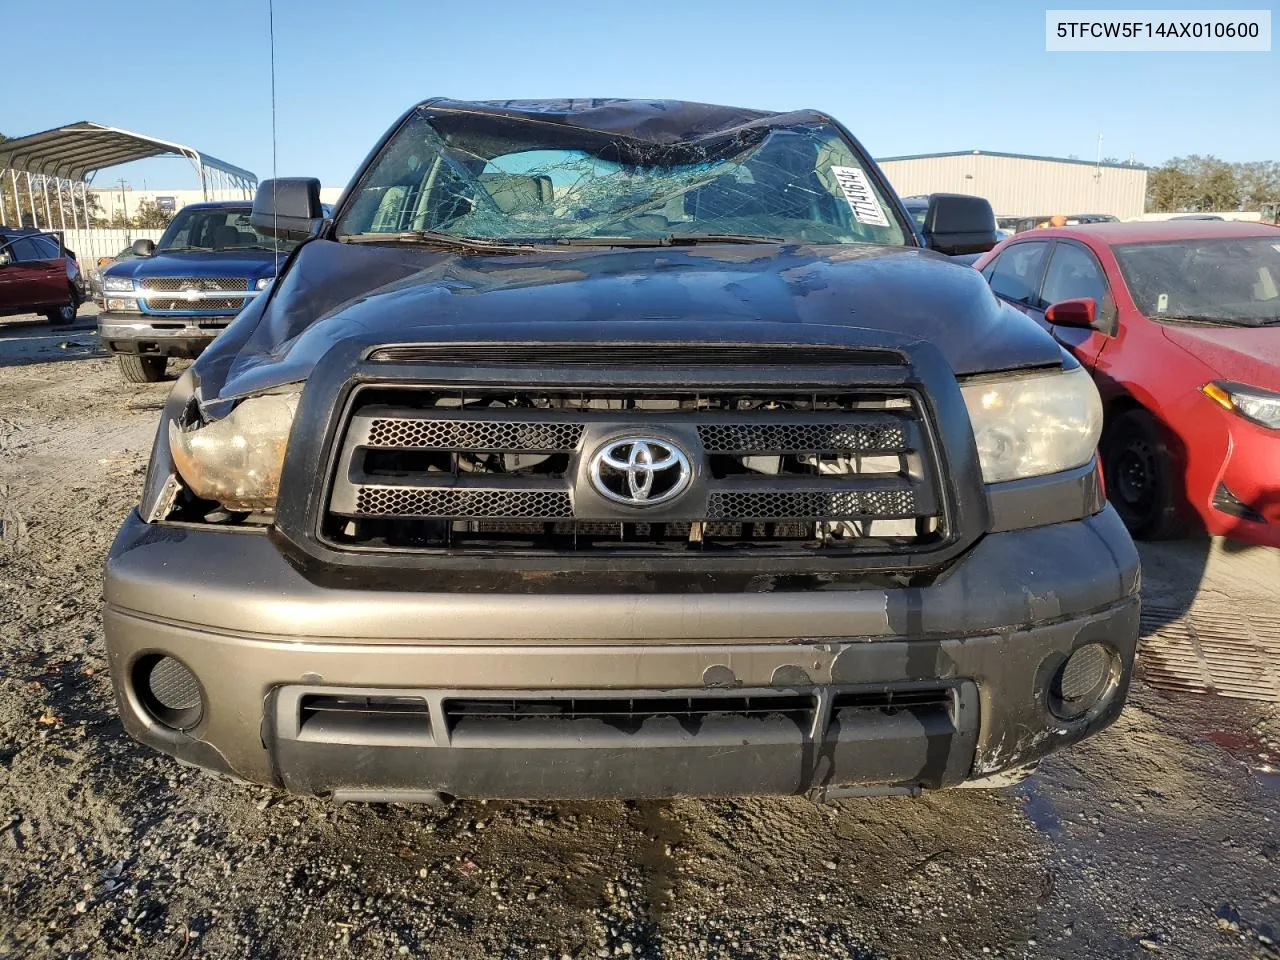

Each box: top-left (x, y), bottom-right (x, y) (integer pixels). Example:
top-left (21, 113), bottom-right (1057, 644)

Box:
top-left (144, 297), bottom-right (243, 312)
top-left (367, 418), bottom-right (582, 451)
top-left (354, 486), bottom-right (573, 519)
top-left (706, 489), bottom-right (916, 521)
top-left (698, 422), bottom-right (906, 453)
top-left (143, 277), bottom-right (250, 292)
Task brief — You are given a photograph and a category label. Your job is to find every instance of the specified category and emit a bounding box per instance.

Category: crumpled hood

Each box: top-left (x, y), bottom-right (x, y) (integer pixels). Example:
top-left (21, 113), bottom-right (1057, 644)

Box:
top-left (106, 248), bottom-right (286, 283)
top-left (198, 238), bottom-right (1063, 400)
top-left (1160, 324), bottom-right (1280, 390)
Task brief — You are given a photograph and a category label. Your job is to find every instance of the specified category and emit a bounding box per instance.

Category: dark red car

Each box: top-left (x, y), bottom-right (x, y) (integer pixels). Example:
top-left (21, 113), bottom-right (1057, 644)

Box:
top-left (0, 227), bottom-right (84, 325)
top-left (975, 221), bottom-right (1280, 547)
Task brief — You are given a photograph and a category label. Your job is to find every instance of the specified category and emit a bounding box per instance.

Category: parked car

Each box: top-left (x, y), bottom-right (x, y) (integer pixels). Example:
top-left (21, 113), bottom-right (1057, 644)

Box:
top-left (104, 98), bottom-right (1139, 803)
top-left (89, 246), bottom-right (140, 300)
top-left (1013, 213), bottom-right (1119, 234)
top-left (974, 220), bottom-right (1279, 546)
top-left (0, 226), bottom-right (84, 325)
top-left (96, 201), bottom-right (299, 383)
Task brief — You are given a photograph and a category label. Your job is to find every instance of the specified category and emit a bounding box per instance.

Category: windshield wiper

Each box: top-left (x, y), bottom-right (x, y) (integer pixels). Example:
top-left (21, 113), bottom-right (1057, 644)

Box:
top-left (554, 236), bottom-right (668, 247)
top-left (554, 233), bottom-right (785, 248)
top-left (339, 230), bottom-right (537, 254)
top-left (664, 233), bottom-right (786, 245)
top-left (1157, 314), bottom-right (1249, 326)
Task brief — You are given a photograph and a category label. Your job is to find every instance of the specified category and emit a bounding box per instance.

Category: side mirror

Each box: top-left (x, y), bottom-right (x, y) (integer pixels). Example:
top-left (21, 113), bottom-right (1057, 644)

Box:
top-left (132, 238), bottom-right (156, 257)
top-left (923, 194), bottom-right (998, 256)
top-left (1044, 297), bottom-right (1096, 328)
top-left (0, 249), bottom-right (11, 267)
top-left (251, 178), bottom-right (323, 240)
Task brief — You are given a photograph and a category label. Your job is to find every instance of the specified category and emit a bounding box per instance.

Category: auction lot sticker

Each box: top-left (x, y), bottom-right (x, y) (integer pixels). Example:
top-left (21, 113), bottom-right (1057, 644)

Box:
top-left (1046, 9), bottom-right (1271, 50)
top-left (831, 167), bottom-right (890, 227)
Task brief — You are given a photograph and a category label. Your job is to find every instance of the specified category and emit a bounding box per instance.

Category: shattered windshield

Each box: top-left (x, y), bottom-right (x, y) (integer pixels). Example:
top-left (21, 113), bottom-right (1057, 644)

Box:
top-left (335, 109), bottom-right (908, 247)
top-left (1114, 237), bottom-right (1280, 326)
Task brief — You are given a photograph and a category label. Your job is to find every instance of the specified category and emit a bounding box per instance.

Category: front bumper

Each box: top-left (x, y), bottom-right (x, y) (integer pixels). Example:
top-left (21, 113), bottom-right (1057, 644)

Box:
top-left (103, 507), bottom-right (1140, 799)
top-left (97, 311), bottom-right (233, 359)
top-left (1198, 414), bottom-right (1280, 547)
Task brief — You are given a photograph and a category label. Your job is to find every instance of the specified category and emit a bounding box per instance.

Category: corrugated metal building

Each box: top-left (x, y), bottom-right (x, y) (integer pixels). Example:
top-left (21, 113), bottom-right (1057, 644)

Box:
top-left (876, 151), bottom-right (1148, 220)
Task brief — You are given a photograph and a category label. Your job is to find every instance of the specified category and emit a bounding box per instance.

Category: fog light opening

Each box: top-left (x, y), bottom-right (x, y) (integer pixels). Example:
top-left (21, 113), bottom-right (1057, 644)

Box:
top-left (1212, 482), bottom-right (1265, 523)
top-left (1049, 643), bottom-right (1119, 721)
top-left (133, 654), bottom-right (205, 731)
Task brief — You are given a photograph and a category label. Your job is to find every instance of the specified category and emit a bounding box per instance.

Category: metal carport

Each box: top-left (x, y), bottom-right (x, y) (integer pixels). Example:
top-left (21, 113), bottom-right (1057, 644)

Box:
top-left (0, 121), bottom-right (257, 231)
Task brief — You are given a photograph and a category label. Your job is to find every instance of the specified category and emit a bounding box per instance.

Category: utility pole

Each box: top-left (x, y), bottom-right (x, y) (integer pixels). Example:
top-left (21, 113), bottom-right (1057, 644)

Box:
top-left (116, 178), bottom-right (130, 226)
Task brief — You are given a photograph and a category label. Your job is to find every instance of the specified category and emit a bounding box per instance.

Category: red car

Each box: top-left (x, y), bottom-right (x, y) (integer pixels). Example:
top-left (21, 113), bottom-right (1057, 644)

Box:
top-left (0, 227), bottom-right (84, 325)
top-left (975, 221), bottom-right (1280, 547)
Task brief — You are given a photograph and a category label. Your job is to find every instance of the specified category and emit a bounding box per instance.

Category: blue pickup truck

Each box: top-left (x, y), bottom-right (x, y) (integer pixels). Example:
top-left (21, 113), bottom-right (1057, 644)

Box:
top-left (97, 201), bottom-right (299, 382)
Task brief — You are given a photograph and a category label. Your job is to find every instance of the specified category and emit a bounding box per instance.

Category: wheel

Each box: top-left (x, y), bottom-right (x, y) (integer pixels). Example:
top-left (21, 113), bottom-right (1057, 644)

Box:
top-left (1101, 408), bottom-right (1187, 539)
top-left (43, 287), bottom-right (79, 326)
top-left (118, 354), bottom-right (168, 383)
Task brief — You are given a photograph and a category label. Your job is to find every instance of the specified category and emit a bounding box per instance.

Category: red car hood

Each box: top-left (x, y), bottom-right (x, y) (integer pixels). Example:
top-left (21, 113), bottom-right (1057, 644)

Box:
top-left (1161, 324), bottom-right (1280, 390)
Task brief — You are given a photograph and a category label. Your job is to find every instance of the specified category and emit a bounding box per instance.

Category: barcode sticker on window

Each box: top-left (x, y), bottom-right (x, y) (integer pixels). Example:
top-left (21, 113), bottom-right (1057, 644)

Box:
top-left (831, 166), bottom-right (890, 227)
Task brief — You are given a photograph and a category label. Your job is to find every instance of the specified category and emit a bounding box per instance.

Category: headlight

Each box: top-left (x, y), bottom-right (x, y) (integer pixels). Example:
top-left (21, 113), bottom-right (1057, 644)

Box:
top-left (168, 390), bottom-right (301, 511)
top-left (104, 297), bottom-right (141, 313)
top-left (960, 366), bottom-right (1103, 483)
top-left (102, 275), bottom-right (135, 293)
top-left (255, 276), bottom-right (273, 290)
top-left (1202, 381), bottom-right (1280, 430)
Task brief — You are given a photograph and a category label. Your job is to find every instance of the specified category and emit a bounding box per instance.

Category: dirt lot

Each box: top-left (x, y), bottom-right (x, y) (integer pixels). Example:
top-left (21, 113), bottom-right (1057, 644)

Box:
top-left (1, 314), bottom-right (1277, 960)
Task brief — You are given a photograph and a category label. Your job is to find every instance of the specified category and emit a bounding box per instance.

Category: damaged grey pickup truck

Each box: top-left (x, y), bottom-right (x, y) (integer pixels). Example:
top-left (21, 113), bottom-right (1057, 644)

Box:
top-left (103, 98), bottom-right (1140, 802)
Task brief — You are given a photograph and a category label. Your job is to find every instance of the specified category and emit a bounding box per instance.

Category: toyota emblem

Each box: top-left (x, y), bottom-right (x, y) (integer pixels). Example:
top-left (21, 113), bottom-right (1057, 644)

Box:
top-left (588, 437), bottom-right (692, 507)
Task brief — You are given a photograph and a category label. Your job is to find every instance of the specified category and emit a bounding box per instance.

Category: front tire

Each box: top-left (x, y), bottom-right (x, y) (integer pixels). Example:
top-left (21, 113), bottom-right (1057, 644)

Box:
top-left (1101, 408), bottom-right (1187, 539)
top-left (118, 354), bottom-right (168, 384)
top-left (44, 287), bottom-right (79, 326)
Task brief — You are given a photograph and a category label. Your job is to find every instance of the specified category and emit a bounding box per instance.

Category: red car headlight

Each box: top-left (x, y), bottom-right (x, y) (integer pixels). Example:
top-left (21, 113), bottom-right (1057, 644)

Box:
top-left (1203, 381), bottom-right (1280, 430)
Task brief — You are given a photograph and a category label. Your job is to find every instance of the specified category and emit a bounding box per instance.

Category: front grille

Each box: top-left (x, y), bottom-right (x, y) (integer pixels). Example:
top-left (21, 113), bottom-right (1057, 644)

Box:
top-left (443, 694), bottom-right (816, 731)
top-left (143, 277), bottom-right (250, 292)
top-left (321, 379), bottom-right (947, 558)
top-left (296, 694), bottom-right (430, 744)
top-left (144, 296), bottom-right (244, 312)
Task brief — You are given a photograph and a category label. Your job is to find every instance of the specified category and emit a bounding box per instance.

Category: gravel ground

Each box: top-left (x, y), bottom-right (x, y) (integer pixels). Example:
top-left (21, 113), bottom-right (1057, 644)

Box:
top-left (0, 314), bottom-right (1276, 960)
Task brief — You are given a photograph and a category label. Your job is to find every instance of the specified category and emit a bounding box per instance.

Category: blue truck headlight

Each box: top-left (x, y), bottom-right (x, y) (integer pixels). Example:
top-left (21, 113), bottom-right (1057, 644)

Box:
top-left (103, 276), bottom-right (136, 293)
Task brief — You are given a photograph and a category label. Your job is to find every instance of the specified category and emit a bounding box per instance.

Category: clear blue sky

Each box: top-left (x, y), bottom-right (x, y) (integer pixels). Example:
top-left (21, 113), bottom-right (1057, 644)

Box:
top-left (4, 0), bottom-right (1276, 190)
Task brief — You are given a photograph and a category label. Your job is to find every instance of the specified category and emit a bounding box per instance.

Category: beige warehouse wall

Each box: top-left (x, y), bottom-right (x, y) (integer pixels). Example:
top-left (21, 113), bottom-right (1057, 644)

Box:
top-left (89, 186), bottom-right (345, 219)
top-left (878, 154), bottom-right (1148, 220)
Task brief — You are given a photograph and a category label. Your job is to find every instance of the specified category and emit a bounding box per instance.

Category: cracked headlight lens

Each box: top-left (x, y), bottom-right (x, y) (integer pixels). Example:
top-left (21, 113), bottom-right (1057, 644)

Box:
top-left (960, 366), bottom-right (1103, 483)
top-left (168, 390), bottom-right (301, 511)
